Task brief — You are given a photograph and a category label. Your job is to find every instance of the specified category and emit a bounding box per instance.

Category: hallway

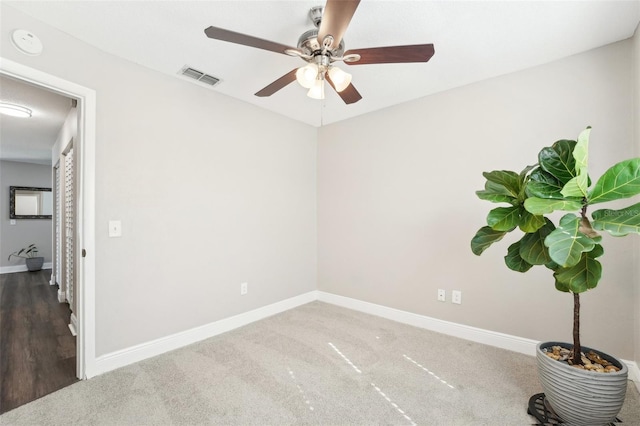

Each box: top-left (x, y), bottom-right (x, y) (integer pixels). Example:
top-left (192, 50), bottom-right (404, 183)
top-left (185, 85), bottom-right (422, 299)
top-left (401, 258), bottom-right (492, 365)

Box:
top-left (0, 269), bottom-right (77, 413)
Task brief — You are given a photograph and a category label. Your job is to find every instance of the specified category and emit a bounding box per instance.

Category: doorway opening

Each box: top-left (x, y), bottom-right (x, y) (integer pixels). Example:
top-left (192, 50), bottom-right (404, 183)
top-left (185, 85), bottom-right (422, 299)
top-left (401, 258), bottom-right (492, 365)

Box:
top-left (0, 58), bottom-right (97, 382)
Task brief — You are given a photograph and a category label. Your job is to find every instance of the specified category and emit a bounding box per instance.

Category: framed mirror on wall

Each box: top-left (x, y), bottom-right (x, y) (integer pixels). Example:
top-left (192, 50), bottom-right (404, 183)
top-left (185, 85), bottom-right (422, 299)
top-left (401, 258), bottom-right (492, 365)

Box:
top-left (9, 186), bottom-right (53, 219)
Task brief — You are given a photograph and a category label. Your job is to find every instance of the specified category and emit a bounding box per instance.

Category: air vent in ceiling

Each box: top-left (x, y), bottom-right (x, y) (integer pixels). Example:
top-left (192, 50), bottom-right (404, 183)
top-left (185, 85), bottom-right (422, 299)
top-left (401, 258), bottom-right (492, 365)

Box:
top-left (179, 66), bottom-right (220, 87)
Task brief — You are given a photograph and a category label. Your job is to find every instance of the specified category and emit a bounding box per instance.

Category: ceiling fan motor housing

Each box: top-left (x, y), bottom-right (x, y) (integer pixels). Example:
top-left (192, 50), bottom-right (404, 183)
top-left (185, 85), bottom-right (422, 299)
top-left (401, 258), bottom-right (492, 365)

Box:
top-left (297, 29), bottom-right (345, 58)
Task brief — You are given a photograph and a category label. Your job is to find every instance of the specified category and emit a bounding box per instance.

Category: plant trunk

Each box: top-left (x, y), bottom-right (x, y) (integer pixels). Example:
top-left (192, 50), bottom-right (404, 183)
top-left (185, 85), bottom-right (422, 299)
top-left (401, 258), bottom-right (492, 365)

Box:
top-left (572, 292), bottom-right (582, 364)
top-left (570, 204), bottom-right (589, 365)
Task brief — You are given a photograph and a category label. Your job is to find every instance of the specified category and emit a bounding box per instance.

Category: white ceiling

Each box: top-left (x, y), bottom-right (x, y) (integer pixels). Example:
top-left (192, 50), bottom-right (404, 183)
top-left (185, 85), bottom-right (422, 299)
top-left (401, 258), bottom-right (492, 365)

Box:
top-left (3, 0), bottom-right (640, 131)
top-left (0, 75), bottom-right (72, 165)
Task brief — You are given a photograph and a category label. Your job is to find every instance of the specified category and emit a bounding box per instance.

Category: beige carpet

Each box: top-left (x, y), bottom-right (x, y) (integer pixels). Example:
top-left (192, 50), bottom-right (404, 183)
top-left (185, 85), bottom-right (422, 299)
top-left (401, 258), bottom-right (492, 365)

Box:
top-left (2, 301), bottom-right (639, 425)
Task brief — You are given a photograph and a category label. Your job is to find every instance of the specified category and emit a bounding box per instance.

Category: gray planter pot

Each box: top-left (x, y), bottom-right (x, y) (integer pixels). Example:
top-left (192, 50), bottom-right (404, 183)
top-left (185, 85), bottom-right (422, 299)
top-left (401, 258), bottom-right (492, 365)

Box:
top-left (25, 256), bottom-right (44, 272)
top-left (536, 341), bottom-right (628, 426)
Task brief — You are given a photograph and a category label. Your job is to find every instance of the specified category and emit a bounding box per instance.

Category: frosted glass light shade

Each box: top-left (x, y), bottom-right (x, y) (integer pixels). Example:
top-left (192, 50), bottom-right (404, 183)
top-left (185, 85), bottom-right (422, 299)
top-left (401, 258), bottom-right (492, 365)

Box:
top-left (307, 79), bottom-right (325, 100)
top-left (0, 102), bottom-right (32, 118)
top-left (296, 64), bottom-right (319, 89)
top-left (327, 66), bottom-right (352, 92)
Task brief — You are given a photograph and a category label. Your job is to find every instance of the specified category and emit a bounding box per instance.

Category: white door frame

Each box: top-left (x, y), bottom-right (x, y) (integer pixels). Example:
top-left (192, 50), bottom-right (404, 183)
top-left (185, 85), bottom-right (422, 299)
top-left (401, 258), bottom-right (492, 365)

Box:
top-left (0, 57), bottom-right (97, 379)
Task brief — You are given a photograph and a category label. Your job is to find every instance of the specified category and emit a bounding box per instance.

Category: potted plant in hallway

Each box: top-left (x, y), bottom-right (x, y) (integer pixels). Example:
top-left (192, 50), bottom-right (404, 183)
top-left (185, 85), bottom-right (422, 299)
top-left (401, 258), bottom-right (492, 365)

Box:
top-left (470, 127), bottom-right (640, 425)
top-left (8, 243), bottom-right (44, 271)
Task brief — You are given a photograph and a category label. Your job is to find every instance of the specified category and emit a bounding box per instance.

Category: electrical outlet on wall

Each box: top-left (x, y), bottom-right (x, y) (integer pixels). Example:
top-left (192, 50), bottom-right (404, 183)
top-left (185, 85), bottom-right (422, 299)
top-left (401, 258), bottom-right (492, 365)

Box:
top-left (240, 282), bottom-right (248, 295)
top-left (452, 290), bottom-right (462, 304)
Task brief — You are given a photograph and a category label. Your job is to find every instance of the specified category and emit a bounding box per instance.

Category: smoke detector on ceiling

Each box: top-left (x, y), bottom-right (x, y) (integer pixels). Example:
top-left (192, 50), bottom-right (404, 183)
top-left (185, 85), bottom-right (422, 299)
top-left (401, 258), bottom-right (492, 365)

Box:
top-left (11, 29), bottom-right (43, 56)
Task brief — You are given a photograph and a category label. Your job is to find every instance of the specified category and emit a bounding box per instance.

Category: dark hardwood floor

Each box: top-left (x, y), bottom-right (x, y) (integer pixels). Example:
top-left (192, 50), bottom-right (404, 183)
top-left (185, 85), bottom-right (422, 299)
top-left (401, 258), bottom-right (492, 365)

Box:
top-left (0, 269), bottom-right (78, 414)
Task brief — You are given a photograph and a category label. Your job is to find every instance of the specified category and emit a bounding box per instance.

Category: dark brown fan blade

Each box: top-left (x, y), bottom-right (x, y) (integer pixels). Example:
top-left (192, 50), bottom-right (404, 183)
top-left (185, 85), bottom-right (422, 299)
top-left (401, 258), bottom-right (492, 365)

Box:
top-left (205, 26), bottom-right (297, 55)
top-left (326, 74), bottom-right (362, 104)
top-left (317, 0), bottom-right (360, 51)
top-left (255, 69), bottom-right (298, 97)
top-left (344, 44), bottom-right (435, 65)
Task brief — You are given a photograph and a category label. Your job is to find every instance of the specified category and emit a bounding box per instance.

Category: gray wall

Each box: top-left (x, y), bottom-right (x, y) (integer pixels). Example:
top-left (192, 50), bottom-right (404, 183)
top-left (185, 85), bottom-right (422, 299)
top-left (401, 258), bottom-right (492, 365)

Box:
top-left (318, 40), bottom-right (637, 359)
top-left (0, 160), bottom-right (53, 268)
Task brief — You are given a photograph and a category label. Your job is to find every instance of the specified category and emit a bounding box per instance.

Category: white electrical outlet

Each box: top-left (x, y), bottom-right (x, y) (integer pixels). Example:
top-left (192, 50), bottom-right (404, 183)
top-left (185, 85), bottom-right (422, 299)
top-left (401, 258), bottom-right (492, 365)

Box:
top-left (437, 289), bottom-right (446, 302)
top-left (240, 282), bottom-right (248, 295)
top-left (452, 290), bottom-right (462, 304)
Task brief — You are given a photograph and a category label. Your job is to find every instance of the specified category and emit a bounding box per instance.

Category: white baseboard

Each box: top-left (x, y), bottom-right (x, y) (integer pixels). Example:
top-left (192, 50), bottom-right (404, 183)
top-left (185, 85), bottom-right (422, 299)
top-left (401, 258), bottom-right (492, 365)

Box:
top-left (0, 262), bottom-right (52, 274)
top-left (93, 291), bottom-right (318, 377)
top-left (317, 291), bottom-right (539, 356)
top-left (58, 289), bottom-right (66, 303)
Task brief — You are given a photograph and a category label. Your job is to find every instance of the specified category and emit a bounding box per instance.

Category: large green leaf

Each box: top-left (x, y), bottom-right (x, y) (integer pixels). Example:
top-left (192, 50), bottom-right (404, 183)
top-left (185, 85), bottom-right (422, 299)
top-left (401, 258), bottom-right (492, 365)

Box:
top-left (561, 177), bottom-right (589, 199)
top-left (486, 180), bottom-right (516, 196)
top-left (544, 214), bottom-right (596, 267)
top-left (471, 226), bottom-right (507, 255)
top-left (526, 168), bottom-right (564, 199)
top-left (553, 247), bottom-right (603, 293)
top-left (487, 206), bottom-right (520, 231)
top-left (476, 190), bottom-right (514, 204)
top-left (482, 170), bottom-right (521, 198)
top-left (539, 139), bottom-right (577, 184)
top-left (504, 240), bottom-right (534, 272)
top-left (560, 128), bottom-right (590, 198)
top-left (589, 243), bottom-right (604, 258)
top-left (523, 197), bottom-right (583, 215)
top-left (555, 278), bottom-right (570, 292)
top-left (476, 180), bottom-right (516, 204)
top-left (592, 202), bottom-right (640, 236)
top-left (520, 219), bottom-right (555, 265)
top-left (589, 158), bottom-right (640, 204)
top-left (519, 219), bottom-right (555, 265)
top-left (518, 208), bottom-right (545, 233)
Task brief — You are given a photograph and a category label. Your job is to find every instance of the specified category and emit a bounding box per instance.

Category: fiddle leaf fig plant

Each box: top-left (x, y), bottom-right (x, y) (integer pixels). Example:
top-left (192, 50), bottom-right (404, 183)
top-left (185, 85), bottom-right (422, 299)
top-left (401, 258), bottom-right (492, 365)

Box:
top-left (471, 127), bottom-right (640, 364)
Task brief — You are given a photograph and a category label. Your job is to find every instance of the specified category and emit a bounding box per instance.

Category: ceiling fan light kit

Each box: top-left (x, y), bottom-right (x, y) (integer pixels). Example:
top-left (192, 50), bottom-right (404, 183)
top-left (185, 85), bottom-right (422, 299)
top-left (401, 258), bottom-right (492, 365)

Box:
top-left (327, 67), bottom-right (352, 92)
top-left (204, 0), bottom-right (434, 104)
top-left (0, 102), bottom-right (33, 118)
top-left (295, 61), bottom-right (351, 95)
top-left (296, 63), bottom-right (319, 89)
top-left (307, 79), bottom-right (325, 100)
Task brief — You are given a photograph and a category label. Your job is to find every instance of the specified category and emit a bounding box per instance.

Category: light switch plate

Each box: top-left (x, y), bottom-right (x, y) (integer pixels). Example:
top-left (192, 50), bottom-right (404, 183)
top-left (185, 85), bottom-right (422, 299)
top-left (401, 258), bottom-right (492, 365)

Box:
top-left (108, 220), bottom-right (122, 237)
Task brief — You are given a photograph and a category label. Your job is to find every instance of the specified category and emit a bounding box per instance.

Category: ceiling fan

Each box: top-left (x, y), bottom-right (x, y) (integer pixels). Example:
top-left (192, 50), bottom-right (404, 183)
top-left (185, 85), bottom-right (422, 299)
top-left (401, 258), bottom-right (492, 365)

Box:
top-left (204, 0), bottom-right (435, 104)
